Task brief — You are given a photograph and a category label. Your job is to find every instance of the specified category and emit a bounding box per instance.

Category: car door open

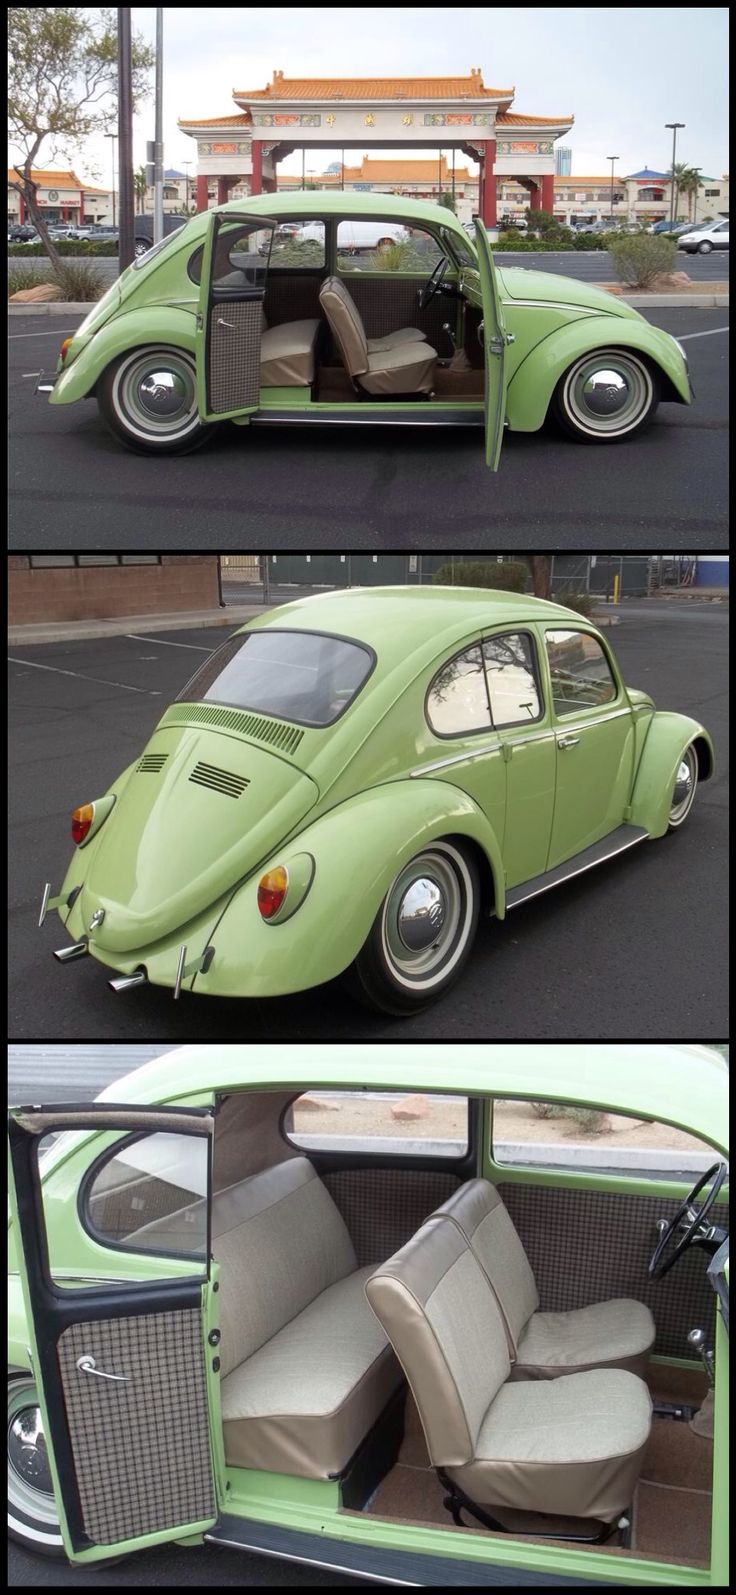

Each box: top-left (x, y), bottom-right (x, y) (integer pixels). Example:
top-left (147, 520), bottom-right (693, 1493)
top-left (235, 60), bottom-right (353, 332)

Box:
top-left (196, 211), bottom-right (278, 422)
top-left (8, 1103), bottom-right (218, 1565)
top-left (474, 220), bottom-right (513, 471)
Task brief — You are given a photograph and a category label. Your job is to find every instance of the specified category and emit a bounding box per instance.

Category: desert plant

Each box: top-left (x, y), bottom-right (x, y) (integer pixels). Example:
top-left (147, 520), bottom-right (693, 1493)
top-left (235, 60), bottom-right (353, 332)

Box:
top-left (555, 585), bottom-right (597, 619)
top-left (51, 259), bottom-right (106, 300)
top-left (372, 242), bottom-right (411, 272)
top-left (8, 263), bottom-right (46, 297)
top-left (530, 1102), bottom-right (607, 1133)
top-left (432, 560), bottom-right (529, 593)
top-left (8, 239), bottom-right (118, 257)
top-left (608, 232), bottom-right (677, 287)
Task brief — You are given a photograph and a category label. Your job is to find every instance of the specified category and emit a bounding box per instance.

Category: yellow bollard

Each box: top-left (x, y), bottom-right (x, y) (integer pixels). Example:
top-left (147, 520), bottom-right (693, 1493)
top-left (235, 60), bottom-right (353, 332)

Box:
top-left (612, 572), bottom-right (620, 606)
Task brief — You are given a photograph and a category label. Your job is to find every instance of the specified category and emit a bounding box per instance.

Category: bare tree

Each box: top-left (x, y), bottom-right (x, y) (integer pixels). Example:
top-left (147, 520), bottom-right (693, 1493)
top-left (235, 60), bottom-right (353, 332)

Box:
top-left (8, 8), bottom-right (153, 269)
top-left (525, 557), bottom-right (553, 599)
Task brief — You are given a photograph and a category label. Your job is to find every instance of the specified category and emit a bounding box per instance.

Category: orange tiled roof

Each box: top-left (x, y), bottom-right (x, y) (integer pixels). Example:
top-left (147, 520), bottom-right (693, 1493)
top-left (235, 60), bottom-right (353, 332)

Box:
top-left (178, 112), bottom-right (251, 128)
top-left (496, 112), bottom-right (573, 126)
top-left (7, 167), bottom-right (90, 188)
top-left (554, 176), bottom-right (622, 184)
top-left (234, 71), bottom-right (514, 102)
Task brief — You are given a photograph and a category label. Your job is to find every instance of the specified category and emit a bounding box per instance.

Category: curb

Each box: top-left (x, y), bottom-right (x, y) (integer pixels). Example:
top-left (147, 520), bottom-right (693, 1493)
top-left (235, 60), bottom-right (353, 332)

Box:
top-left (8, 604), bottom-right (274, 647)
top-left (7, 292), bottom-right (729, 316)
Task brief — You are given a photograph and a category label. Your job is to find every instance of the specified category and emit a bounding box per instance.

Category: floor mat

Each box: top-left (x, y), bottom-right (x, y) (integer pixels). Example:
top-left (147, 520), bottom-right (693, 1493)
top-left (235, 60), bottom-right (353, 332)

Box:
top-left (635, 1482), bottom-right (711, 1568)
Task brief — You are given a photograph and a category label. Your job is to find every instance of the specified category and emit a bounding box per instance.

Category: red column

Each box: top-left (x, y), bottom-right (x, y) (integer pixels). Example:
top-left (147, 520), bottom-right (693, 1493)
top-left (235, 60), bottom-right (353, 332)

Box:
top-left (528, 181), bottom-right (541, 212)
top-left (541, 173), bottom-right (555, 214)
top-left (251, 139), bottom-right (262, 196)
top-left (480, 139), bottom-right (496, 226)
top-left (196, 174), bottom-right (209, 213)
top-left (263, 176), bottom-right (277, 194)
top-left (216, 177), bottom-right (230, 206)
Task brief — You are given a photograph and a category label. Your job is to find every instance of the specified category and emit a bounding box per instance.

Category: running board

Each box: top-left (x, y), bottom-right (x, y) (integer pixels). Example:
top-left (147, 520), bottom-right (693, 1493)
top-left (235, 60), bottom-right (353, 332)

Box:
top-left (506, 825), bottom-right (649, 910)
top-left (251, 407), bottom-right (484, 428)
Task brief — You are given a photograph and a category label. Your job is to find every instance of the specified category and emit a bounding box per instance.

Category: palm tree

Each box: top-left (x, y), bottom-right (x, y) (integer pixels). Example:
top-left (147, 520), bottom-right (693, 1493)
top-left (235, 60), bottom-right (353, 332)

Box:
top-left (680, 167), bottom-right (702, 222)
top-left (667, 161), bottom-right (698, 223)
top-left (134, 165), bottom-right (148, 215)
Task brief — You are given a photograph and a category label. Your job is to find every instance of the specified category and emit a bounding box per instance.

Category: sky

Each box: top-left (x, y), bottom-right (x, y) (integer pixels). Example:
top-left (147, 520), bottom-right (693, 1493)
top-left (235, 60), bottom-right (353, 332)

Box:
top-left (12, 6), bottom-right (729, 188)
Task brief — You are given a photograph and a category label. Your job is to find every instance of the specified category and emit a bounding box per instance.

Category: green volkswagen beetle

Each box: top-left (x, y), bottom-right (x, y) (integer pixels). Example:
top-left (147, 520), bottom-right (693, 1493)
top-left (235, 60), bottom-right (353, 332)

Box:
top-left (37, 192), bottom-right (692, 468)
top-left (7, 1042), bottom-right (730, 1582)
top-left (40, 587), bottom-right (713, 1014)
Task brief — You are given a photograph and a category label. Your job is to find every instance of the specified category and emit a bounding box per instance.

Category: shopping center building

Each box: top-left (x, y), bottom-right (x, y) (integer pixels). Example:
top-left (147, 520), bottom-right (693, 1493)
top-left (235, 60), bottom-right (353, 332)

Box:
top-left (7, 169), bottom-right (112, 226)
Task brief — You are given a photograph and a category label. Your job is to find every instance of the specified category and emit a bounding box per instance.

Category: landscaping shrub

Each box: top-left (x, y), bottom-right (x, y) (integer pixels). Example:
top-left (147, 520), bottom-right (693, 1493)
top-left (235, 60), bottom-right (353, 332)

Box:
top-left (8, 259), bottom-right (105, 301)
top-left (8, 263), bottom-right (45, 296)
top-left (432, 560), bottom-right (528, 593)
top-left (555, 585), bottom-right (597, 618)
top-left (8, 239), bottom-right (118, 257)
top-left (530, 1102), bottom-right (608, 1134)
top-left (608, 232), bottom-right (677, 287)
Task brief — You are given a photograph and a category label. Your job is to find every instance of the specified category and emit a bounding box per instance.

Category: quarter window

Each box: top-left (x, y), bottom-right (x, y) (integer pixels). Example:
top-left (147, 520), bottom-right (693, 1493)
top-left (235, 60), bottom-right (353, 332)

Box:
top-left (337, 220), bottom-right (443, 273)
top-left (84, 1132), bottom-right (208, 1259)
top-left (269, 220), bottom-right (325, 268)
top-left (491, 1098), bottom-right (724, 1182)
top-left (545, 629), bottom-right (617, 716)
top-left (284, 1089), bottom-right (469, 1157)
top-left (483, 633), bottom-right (541, 726)
top-left (426, 645), bottom-right (491, 737)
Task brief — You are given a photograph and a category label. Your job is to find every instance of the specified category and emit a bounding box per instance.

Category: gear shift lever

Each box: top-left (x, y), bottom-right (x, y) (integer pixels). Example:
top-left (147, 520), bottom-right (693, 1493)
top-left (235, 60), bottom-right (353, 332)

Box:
top-left (687, 1327), bottom-right (715, 1386)
top-left (442, 321), bottom-right (457, 355)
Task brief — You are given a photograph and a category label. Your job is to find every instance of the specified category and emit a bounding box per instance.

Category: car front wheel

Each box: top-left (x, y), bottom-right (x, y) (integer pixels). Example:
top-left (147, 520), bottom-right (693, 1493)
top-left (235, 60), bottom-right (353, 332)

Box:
top-left (697, 240), bottom-right (714, 253)
top-left (7, 1371), bottom-right (64, 1558)
top-left (666, 744), bottom-right (698, 830)
top-left (97, 346), bottom-right (213, 455)
top-left (551, 349), bottom-right (660, 442)
top-left (348, 840), bottom-right (480, 1014)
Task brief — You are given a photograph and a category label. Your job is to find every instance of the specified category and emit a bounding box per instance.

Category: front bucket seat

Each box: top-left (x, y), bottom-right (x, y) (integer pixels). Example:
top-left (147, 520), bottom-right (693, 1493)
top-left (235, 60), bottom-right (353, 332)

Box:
top-left (319, 276), bottom-right (437, 396)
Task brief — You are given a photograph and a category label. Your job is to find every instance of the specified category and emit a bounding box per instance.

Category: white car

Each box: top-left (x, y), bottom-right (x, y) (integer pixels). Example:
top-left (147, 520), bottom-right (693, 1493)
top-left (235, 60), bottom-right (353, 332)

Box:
top-left (296, 219), bottom-right (407, 254)
top-left (678, 219), bottom-right (729, 254)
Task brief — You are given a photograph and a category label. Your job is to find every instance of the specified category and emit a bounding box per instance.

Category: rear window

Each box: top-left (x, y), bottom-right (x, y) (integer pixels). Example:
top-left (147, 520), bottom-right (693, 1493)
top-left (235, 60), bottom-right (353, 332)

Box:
top-left (177, 628), bottom-right (374, 727)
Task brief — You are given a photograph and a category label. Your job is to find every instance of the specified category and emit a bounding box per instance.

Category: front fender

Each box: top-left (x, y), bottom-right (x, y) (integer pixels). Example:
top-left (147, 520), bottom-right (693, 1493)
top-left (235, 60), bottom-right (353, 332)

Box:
top-left (49, 307), bottom-right (197, 405)
top-left (506, 315), bottom-right (691, 433)
top-left (192, 780), bottom-right (505, 999)
top-left (630, 713), bottom-right (714, 838)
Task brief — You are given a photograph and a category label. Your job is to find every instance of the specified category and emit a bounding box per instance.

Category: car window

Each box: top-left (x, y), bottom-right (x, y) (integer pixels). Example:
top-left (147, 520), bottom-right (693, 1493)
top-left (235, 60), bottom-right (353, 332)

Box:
top-left (491, 1098), bottom-right (724, 1182)
top-left (545, 629), bottom-right (617, 716)
top-left (337, 220), bottom-right (443, 273)
top-left (284, 1089), bottom-right (469, 1156)
top-left (483, 633), bottom-right (542, 727)
top-left (83, 1132), bottom-right (208, 1261)
top-left (269, 220), bottom-right (325, 268)
top-left (177, 628), bottom-right (374, 727)
top-left (426, 644), bottom-right (492, 737)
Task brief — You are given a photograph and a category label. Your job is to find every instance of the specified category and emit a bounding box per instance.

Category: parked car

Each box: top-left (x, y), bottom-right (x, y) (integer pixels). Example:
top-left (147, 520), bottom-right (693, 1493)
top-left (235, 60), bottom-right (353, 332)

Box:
top-left (133, 211), bottom-right (187, 259)
top-left (7, 1042), bottom-right (729, 1582)
top-left (678, 219), bottom-right (729, 254)
top-left (39, 586), bottom-right (713, 1013)
top-left (648, 220), bottom-right (693, 236)
top-left (37, 192), bottom-right (693, 467)
top-left (7, 223), bottom-right (38, 243)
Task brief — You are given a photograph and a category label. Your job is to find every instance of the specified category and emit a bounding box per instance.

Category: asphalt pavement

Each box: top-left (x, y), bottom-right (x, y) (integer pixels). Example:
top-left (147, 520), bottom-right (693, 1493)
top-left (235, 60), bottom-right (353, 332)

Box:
top-left (8, 601), bottom-right (728, 1043)
top-left (7, 306), bottom-right (729, 545)
top-left (8, 1540), bottom-right (362, 1587)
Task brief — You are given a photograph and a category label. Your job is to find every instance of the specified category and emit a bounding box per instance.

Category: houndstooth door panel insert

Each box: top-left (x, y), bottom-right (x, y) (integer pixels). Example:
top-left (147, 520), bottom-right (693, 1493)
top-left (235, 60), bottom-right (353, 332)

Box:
top-left (207, 297), bottom-right (263, 414)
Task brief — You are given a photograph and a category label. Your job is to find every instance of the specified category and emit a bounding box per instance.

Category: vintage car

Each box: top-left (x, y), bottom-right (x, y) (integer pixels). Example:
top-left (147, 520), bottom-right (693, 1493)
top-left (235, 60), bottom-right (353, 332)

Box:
top-left (40, 587), bottom-right (714, 1014)
top-left (36, 191), bottom-right (693, 469)
top-left (7, 1042), bottom-right (729, 1583)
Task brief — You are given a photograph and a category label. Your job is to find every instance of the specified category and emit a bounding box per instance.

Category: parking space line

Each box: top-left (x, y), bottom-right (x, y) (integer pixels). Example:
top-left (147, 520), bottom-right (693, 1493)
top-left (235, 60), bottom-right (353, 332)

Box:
top-left (7, 657), bottom-right (161, 694)
top-left (674, 327), bottom-right (729, 340)
top-left (8, 328), bottom-right (80, 339)
top-left (126, 633), bottom-right (213, 650)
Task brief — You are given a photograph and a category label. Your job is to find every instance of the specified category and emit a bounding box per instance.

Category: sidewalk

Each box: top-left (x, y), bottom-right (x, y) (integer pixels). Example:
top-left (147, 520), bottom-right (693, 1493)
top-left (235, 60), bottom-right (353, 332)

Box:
top-left (7, 602), bottom-right (274, 647)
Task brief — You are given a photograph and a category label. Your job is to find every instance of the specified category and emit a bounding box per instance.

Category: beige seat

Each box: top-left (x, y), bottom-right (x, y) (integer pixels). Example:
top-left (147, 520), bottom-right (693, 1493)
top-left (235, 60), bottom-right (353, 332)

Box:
top-left (214, 1157), bottom-right (402, 1478)
top-left (319, 276), bottom-right (437, 396)
top-left (323, 275), bottom-right (427, 353)
top-left (259, 316), bottom-right (320, 387)
top-left (366, 1217), bottom-right (652, 1527)
top-left (430, 1180), bottom-right (655, 1379)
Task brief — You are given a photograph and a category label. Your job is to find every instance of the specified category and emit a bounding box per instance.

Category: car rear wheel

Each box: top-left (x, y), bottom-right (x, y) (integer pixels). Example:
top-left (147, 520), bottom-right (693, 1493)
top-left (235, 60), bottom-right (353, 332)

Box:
top-left (97, 346), bottom-right (213, 455)
top-left (667, 744), bottom-right (698, 830)
top-left (551, 349), bottom-right (659, 442)
top-left (348, 840), bottom-right (480, 1014)
top-left (697, 240), bottom-right (713, 254)
top-left (7, 1372), bottom-right (64, 1558)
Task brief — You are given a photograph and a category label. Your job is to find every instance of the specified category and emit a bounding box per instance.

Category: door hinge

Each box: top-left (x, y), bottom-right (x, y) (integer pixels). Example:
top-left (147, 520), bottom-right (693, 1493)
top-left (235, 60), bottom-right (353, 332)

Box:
top-left (501, 742), bottom-right (513, 763)
top-left (488, 332), bottom-right (515, 355)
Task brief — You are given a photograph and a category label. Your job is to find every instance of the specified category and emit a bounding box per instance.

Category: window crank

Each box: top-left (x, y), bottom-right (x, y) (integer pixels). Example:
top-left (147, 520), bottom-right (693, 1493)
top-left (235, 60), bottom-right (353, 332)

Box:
top-left (76, 1354), bottom-right (128, 1382)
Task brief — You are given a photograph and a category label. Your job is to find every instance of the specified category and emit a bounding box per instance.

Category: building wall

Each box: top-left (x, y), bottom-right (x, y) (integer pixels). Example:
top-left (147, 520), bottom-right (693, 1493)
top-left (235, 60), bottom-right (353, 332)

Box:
top-left (695, 557), bottom-right (729, 589)
top-left (8, 556), bottom-right (221, 624)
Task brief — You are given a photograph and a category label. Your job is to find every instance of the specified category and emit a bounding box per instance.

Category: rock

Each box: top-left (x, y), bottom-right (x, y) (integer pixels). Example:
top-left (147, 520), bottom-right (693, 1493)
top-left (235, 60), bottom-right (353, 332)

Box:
top-left (296, 1095), bottom-right (339, 1112)
top-left (648, 270), bottom-right (692, 289)
top-left (8, 282), bottom-right (63, 303)
top-left (391, 1094), bottom-right (430, 1122)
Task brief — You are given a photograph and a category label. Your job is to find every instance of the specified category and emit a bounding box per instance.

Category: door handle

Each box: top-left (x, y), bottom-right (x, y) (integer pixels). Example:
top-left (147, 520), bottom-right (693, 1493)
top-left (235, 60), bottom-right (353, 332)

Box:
top-left (557, 735), bottom-right (580, 750)
top-left (216, 317), bottom-right (235, 329)
top-left (76, 1354), bottom-right (128, 1383)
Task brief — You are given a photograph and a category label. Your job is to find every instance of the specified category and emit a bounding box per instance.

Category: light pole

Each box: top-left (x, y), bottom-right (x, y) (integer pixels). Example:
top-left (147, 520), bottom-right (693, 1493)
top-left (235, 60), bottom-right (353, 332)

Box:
top-left (665, 122), bottom-right (685, 226)
top-left (182, 159), bottom-right (191, 214)
top-left (105, 132), bottom-right (117, 226)
top-left (607, 155), bottom-right (618, 221)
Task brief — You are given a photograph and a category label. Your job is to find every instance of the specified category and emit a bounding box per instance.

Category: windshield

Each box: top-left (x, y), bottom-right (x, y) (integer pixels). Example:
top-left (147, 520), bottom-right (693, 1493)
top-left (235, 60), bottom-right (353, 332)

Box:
top-left (177, 629), bottom-right (375, 727)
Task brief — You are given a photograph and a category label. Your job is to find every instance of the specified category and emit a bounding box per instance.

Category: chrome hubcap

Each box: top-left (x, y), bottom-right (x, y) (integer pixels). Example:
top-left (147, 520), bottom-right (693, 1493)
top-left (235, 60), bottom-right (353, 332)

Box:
top-left (382, 849), bottom-right (466, 984)
top-left (397, 877), bottom-right (447, 951)
top-left (7, 1379), bottom-right (59, 1528)
top-left (670, 748), bottom-right (697, 823)
top-left (138, 369), bottom-right (190, 419)
top-left (566, 353), bottom-right (652, 434)
top-left (581, 369), bottom-right (630, 416)
top-left (117, 351), bottom-right (198, 438)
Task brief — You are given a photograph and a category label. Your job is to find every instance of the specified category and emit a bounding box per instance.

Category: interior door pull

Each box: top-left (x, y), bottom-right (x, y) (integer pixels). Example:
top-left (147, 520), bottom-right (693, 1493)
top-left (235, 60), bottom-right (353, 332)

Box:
top-left (217, 317), bottom-right (235, 329)
top-left (558, 735), bottom-right (580, 749)
top-left (76, 1354), bottom-right (128, 1382)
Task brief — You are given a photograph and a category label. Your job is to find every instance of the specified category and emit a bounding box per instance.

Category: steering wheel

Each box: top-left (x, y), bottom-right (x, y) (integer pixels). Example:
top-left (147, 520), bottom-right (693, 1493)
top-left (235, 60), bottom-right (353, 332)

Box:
top-left (648, 1161), bottom-right (728, 1280)
top-left (418, 256), bottom-right (449, 310)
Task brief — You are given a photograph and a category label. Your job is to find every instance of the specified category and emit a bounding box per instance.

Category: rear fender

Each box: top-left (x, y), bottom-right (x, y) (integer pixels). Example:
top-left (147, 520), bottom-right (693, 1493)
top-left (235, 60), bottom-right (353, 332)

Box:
top-left (193, 779), bottom-right (504, 999)
top-left (49, 307), bottom-right (197, 405)
top-left (630, 712), bottom-right (714, 838)
top-left (57, 759), bottom-right (139, 913)
top-left (506, 316), bottom-right (691, 433)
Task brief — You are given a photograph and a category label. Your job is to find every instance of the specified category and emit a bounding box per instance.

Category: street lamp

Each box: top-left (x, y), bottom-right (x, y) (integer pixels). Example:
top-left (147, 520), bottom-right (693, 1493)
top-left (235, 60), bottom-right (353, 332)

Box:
top-left (182, 159), bottom-right (192, 214)
top-left (104, 132), bottom-right (116, 226)
top-left (665, 122), bottom-right (685, 226)
top-left (607, 155), bottom-right (618, 221)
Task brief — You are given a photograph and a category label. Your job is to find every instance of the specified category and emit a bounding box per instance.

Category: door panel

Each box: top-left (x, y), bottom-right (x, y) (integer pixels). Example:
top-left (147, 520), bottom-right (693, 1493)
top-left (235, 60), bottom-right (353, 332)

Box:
top-left (474, 221), bottom-right (509, 469)
top-left (207, 298), bottom-right (263, 412)
top-left (499, 733), bottom-right (556, 886)
top-left (196, 212), bottom-right (277, 421)
top-left (549, 711), bottom-right (635, 868)
top-left (498, 1181), bottom-right (728, 1359)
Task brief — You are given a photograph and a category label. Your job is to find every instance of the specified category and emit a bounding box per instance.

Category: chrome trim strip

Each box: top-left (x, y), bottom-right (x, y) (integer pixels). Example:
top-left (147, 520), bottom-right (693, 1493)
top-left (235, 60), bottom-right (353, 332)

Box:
top-left (552, 707), bottom-right (631, 734)
top-left (502, 730), bottom-right (556, 749)
top-left (203, 1534), bottom-right (418, 1585)
top-left (507, 831), bottom-right (648, 909)
top-left (501, 298), bottom-right (601, 315)
top-left (252, 414), bottom-right (484, 427)
top-left (410, 742), bottom-right (501, 777)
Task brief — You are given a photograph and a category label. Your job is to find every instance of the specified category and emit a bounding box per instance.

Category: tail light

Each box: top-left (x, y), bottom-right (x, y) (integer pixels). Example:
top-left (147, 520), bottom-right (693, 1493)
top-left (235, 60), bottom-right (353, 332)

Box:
top-left (60, 337), bottom-right (74, 364)
top-left (71, 803), bottom-right (95, 844)
top-left (257, 865), bottom-right (289, 920)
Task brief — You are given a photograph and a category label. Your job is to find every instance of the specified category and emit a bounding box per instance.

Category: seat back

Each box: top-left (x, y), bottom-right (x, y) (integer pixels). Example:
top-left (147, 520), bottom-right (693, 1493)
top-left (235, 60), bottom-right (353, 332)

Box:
top-left (365, 1217), bottom-right (511, 1467)
top-left (319, 275), bottom-right (369, 377)
top-left (429, 1179), bottom-right (539, 1353)
top-left (213, 1157), bottom-right (357, 1377)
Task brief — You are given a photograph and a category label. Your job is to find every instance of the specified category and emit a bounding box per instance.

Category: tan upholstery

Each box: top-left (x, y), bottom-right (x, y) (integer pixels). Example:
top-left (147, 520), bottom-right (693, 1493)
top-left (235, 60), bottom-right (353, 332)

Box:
top-left (319, 276), bottom-right (437, 395)
top-left (259, 318), bottom-right (320, 387)
top-left (430, 1179), bottom-right (655, 1378)
top-left (366, 1217), bottom-right (651, 1523)
top-left (214, 1157), bottom-right (401, 1478)
top-left (321, 273), bottom-right (427, 355)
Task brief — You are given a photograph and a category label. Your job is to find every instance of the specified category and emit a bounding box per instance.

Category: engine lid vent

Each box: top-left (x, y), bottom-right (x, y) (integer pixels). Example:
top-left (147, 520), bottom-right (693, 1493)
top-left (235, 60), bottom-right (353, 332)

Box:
top-left (137, 753), bottom-right (169, 773)
top-left (188, 761), bottom-right (250, 798)
top-left (164, 702), bottom-right (304, 756)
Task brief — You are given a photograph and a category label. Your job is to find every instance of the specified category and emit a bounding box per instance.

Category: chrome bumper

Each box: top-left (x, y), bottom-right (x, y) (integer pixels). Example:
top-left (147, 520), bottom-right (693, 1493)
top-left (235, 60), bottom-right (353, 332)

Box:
top-left (35, 371), bottom-right (58, 394)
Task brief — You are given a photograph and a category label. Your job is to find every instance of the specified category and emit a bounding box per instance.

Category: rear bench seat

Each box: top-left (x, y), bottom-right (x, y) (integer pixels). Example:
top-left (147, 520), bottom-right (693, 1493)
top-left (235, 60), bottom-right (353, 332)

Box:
top-left (259, 315), bottom-right (320, 387)
top-left (214, 1157), bottom-right (403, 1478)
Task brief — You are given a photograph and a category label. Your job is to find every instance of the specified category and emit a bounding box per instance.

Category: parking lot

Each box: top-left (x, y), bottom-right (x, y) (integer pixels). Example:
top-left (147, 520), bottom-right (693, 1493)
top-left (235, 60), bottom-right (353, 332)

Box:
top-left (8, 600), bottom-right (728, 1043)
top-left (8, 307), bottom-right (729, 545)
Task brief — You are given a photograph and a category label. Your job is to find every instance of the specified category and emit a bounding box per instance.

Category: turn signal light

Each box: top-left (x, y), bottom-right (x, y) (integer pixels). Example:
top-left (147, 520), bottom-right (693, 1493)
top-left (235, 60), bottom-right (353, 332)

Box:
top-left (60, 338), bottom-right (74, 364)
top-left (257, 865), bottom-right (289, 920)
top-left (71, 803), bottom-right (95, 845)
